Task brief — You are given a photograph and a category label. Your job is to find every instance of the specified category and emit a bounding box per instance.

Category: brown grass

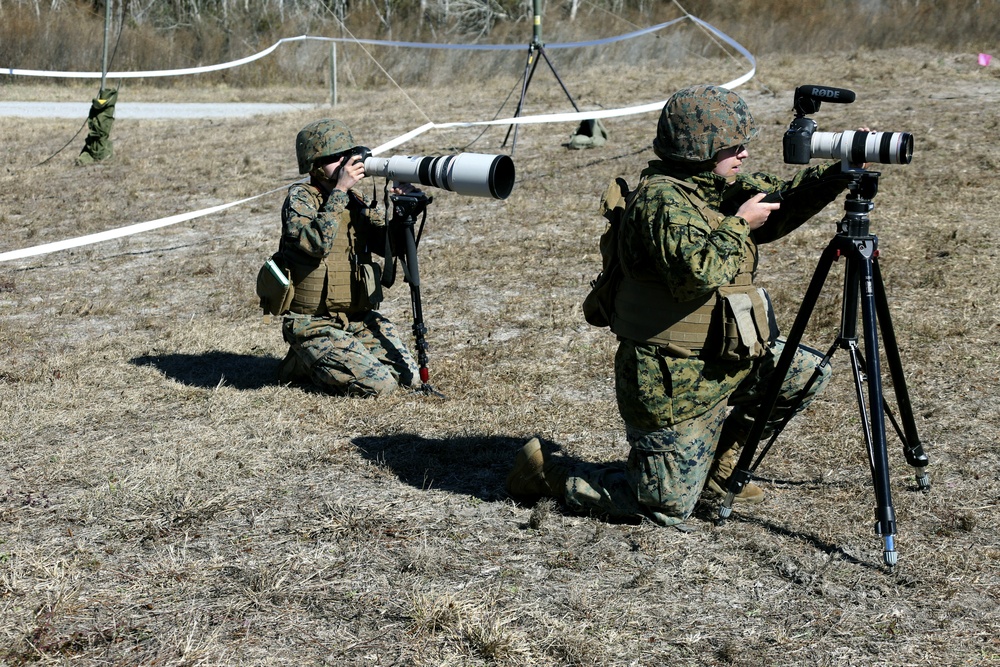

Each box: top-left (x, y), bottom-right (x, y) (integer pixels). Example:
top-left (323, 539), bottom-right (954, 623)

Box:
top-left (2, 31), bottom-right (1000, 667)
top-left (2, 1), bottom-right (1000, 88)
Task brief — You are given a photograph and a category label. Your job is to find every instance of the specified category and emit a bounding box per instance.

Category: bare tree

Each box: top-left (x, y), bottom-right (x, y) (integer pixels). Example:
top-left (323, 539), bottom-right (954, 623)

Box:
top-left (447, 0), bottom-right (512, 38)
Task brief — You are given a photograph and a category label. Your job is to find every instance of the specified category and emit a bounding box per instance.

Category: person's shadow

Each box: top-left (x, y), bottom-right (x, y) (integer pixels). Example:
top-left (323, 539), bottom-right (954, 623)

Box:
top-left (352, 433), bottom-right (562, 503)
top-left (357, 433), bottom-right (892, 568)
top-left (131, 352), bottom-right (280, 390)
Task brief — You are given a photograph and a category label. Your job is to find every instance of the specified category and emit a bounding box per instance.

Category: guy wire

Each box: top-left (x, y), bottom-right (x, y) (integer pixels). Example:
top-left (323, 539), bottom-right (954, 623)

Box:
top-left (459, 75), bottom-right (524, 152)
top-left (672, 0), bottom-right (775, 95)
top-left (325, 14), bottom-right (434, 126)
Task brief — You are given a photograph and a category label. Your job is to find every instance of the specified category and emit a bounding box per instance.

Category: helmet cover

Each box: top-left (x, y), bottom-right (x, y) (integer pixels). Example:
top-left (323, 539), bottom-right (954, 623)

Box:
top-left (295, 119), bottom-right (356, 174)
top-left (653, 85), bottom-right (758, 163)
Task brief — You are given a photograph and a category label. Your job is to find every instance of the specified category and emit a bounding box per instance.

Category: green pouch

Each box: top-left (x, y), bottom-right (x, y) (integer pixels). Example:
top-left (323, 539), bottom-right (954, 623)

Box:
top-left (710, 286), bottom-right (775, 361)
top-left (256, 255), bottom-right (294, 317)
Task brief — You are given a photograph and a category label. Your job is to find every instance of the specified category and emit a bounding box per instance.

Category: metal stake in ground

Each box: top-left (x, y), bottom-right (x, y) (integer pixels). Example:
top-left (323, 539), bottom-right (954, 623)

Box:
top-left (716, 170), bottom-right (931, 569)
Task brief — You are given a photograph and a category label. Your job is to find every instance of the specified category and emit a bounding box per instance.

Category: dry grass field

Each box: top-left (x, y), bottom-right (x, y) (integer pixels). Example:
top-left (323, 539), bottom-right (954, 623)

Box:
top-left (2, 31), bottom-right (999, 667)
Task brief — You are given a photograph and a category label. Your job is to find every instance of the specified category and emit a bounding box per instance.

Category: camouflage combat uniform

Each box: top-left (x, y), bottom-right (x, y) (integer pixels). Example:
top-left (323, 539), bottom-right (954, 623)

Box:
top-left (278, 182), bottom-right (419, 397)
top-left (558, 87), bottom-right (852, 526)
top-left (275, 119), bottom-right (418, 397)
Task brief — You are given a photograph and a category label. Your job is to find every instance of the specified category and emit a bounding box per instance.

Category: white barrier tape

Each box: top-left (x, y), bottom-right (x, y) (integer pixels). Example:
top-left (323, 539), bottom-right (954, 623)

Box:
top-left (0, 186), bottom-right (287, 263)
top-left (0, 16), bottom-right (754, 265)
top-left (690, 16), bottom-right (757, 89)
top-left (2, 19), bottom-right (687, 79)
top-left (4, 38), bottom-right (294, 79)
top-left (370, 123), bottom-right (439, 155)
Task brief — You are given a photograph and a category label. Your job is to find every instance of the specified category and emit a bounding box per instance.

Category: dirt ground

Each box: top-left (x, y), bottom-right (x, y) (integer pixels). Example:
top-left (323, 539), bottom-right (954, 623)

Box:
top-left (1, 44), bottom-right (999, 665)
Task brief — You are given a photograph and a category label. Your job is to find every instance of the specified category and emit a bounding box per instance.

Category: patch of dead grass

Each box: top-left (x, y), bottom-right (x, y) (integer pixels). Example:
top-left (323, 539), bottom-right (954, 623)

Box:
top-left (2, 47), bottom-right (1000, 665)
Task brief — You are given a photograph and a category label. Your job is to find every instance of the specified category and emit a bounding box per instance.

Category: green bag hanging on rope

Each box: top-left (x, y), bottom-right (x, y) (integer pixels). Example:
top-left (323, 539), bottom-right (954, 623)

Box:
top-left (77, 88), bottom-right (118, 165)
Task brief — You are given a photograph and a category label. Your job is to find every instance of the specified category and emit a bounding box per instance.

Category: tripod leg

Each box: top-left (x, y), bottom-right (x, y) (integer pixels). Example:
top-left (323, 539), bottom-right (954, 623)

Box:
top-left (856, 254), bottom-right (898, 568)
top-left (718, 241), bottom-right (840, 520)
top-left (502, 45), bottom-right (542, 152)
top-left (746, 338), bottom-right (838, 478)
top-left (537, 46), bottom-right (581, 112)
top-left (872, 259), bottom-right (930, 490)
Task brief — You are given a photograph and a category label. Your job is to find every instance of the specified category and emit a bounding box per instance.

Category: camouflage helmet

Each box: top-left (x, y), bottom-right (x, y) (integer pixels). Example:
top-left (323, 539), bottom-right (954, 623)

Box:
top-left (652, 85), bottom-right (758, 163)
top-left (295, 119), bottom-right (356, 174)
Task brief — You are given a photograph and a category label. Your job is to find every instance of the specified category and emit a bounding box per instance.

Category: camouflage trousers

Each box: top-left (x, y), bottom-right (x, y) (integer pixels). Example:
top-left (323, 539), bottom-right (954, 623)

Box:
top-left (563, 340), bottom-right (831, 526)
top-left (281, 310), bottom-right (419, 397)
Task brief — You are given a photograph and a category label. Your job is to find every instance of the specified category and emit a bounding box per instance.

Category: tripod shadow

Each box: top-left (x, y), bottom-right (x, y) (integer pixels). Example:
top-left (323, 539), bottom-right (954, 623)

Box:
top-left (690, 499), bottom-right (886, 572)
top-left (352, 433), bottom-right (558, 503)
top-left (131, 351), bottom-right (279, 390)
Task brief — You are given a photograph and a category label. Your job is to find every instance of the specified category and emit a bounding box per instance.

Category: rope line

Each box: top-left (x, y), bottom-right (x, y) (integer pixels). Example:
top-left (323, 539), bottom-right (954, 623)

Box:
top-left (0, 16), bottom-right (755, 265)
top-left (2, 19), bottom-right (687, 79)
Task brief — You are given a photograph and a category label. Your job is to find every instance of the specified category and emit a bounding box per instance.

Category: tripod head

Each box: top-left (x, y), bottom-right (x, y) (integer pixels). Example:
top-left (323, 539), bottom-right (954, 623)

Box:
top-left (390, 191), bottom-right (432, 223)
top-left (838, 170), bottom-right (880, 238)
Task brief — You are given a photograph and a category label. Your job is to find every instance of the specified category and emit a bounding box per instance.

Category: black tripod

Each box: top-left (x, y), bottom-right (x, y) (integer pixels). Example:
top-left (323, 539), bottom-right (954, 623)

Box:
top-left (382, 192), bottom-right (443, 397)
top-left (501, 0), bottom-right (581, 154)
top-left (717, 170), bottom-right (930, 568)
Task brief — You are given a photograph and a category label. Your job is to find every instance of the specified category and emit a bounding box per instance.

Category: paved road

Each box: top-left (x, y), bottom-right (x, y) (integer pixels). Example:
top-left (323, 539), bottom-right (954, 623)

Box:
top-left (0, 101), bottom-right (323, 119)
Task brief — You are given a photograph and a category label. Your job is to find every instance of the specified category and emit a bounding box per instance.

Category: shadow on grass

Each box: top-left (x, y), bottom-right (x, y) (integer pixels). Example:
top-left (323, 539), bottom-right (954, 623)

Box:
top-left (358, 432), bottom-right (893, 569)
top-left (690, 503), bottom-right (889, 572)
top-left (352, 433), bottom-right (564, 503)
top-left (131, 352), bottom-right (279, 390)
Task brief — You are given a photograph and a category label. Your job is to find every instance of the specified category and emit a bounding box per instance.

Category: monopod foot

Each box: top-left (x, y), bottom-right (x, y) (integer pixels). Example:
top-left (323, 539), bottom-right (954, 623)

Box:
top-left (419, 383), bottom-right (446, 399)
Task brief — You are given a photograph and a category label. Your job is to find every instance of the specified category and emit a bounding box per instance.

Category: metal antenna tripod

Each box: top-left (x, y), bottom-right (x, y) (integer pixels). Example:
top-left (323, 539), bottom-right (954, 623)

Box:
top-left (717, 169), bottom-right (930, 568)
top-left (501, 0), bottom-right (581, 154)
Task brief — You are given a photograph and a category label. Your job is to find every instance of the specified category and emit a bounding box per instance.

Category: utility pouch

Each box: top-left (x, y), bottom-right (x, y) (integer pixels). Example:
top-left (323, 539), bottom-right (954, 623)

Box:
top-left (583, 177), bottom-right (631, 328)
top-left (583, 263), bottom-right (621, 328)
top-left (352, 261), bottom-right (384, 311)
top-left (256, 254), bottom-right (294, 319)
top-left (707, 285), bottom-right (777, 361)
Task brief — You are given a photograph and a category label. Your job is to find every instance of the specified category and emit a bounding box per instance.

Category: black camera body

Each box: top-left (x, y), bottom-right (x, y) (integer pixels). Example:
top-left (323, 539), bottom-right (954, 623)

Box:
top-left (324, 145), bottom-right (373, 183)
top-left (782, 116), bottom-right (820, 164)
top-left (347, 145), bottom-right (372, 162)
top-left (781, 85), bottom-right (913, 166)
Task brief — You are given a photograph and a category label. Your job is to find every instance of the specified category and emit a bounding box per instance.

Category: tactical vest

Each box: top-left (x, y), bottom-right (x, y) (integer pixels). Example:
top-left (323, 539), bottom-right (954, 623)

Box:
top-left (611, 175), bottom-right (771, 358)
top-left (282, 193), bottom-right (380, 317)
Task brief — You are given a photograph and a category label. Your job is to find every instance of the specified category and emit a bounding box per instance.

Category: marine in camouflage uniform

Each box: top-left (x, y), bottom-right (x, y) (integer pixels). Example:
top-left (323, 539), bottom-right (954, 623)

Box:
top-left (275, 119), bottom-right (419, 397)
top-left (508, 85), bottom-right (854, 526)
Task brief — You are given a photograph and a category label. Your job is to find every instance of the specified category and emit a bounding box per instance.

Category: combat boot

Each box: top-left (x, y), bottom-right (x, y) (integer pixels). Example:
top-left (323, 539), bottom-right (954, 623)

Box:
top-left (704, 435), bottom-right (765, 504)
top-left (277, 349), bottom-right (310, 384)
top-left (506, 438), bottom-right (568, 499)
